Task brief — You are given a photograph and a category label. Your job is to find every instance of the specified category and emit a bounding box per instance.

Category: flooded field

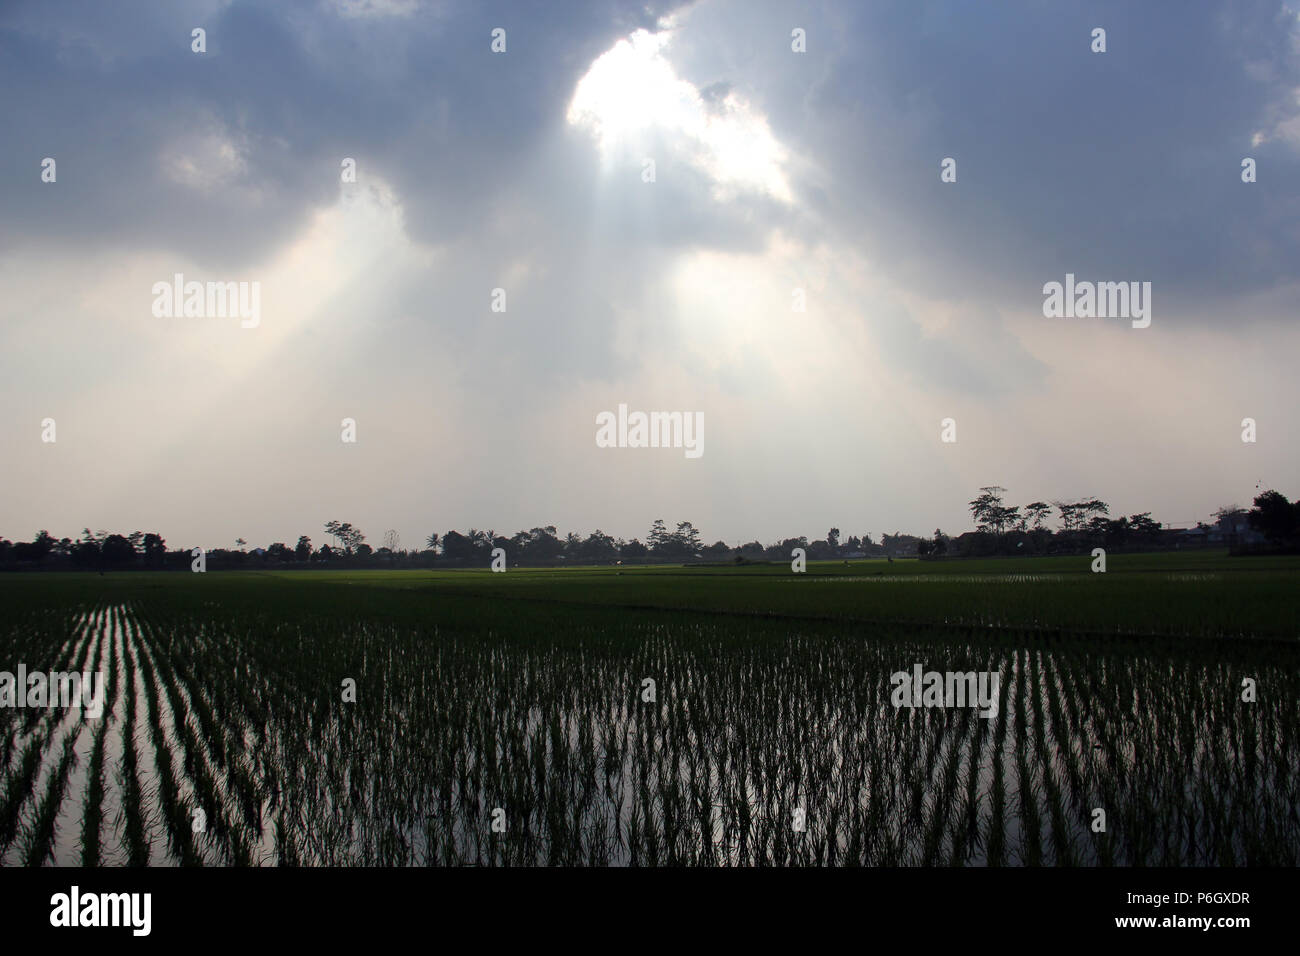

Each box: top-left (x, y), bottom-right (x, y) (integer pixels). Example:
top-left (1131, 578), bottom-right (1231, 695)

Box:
top-left (2, 575), bottom-right (1296, 866)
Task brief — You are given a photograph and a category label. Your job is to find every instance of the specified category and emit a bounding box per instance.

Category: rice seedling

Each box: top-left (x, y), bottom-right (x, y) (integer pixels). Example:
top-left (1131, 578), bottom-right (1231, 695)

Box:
top-left (0, 559), bottom-right (1295, 867)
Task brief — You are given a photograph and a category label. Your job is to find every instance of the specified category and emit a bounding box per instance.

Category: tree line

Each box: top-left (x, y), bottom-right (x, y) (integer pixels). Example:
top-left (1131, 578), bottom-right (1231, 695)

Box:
top-left (2, 488), bottom-right (1297, 571)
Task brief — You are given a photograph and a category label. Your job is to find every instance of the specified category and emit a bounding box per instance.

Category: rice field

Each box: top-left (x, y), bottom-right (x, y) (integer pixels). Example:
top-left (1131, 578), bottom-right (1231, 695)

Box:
top-left (1, 557), bottom-right (1297, 866)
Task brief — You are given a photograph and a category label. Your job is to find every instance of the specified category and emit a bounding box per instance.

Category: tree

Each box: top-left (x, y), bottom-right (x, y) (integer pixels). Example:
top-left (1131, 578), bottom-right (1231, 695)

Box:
top-left (1000, 505), bottom-right (1024, 533)
top-left (425, 532), bottom-right (440, 553)
top-left (441, 530), bottom-right (474, 562)
top-left (581, 530), bottom-right (618, 562)
top-left (523, 527), bottom-right (562, 562)
top-left (621, 538), bottom-right (648, 558)
top-left (1248, 490), bottom-right (1300, 544)
top-left (235, 538), bottom-right (247, 551)
top-left (1081, 499), bottom-right (1110, 525)
top-left (296, 536), bottom-right (312, 561)
top-left (71, 529), bottom-right (101, 568)
top-left (648, 519), bottom-right (669, 554)
top-left (144, 533), bottom-right (167, 567)
top-left (827, 527), bottom-right (840, 550)
top-left (101, 534), bottom-right (136, 566)
top-left (1050, 502), bottom-right (1102, 538)
top-left (970, 487), bottom-right (1007, 533)
top-left (674, 521), bottom-right (702, 556)
top-left (1128, 513), bottom-right (1161, 539)
top-left (325, 522), bottom-right (364, 554)
top-left (560, 531), bottom-right (579, 558)
top-left (1024, 502), bottom-right (1052, 530)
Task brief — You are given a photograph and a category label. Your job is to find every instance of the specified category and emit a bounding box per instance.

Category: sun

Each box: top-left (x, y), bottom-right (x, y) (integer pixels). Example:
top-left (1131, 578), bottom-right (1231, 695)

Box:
top-left (566, 28), bottom-right (793, 203)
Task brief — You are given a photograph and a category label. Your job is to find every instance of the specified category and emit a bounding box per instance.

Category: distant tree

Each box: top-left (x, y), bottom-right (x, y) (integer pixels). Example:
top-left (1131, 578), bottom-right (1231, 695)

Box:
top-left (1081, 499), bottom-right (1110, 525)
top-left (101, 534), bottom-right (136, 566)
top-left (144, 533), bottom-right (167, 567)
top-left (523, 527), bottom-right (562, 562)
top-left (235, 538), bottom-right (247, 551)
top-left (621, 538), bottom-right (648, 558)
top-left (295, 536), bottom-right (312, 561)
top-left (674, 521), bottom-right (702, 556)
top-left (563, 531), bottom-right (581, 558)
top-left (425, 532), bottom-right (440, 553)
top-left (827, 528), bottom-right (840, 550)
top-left (1128, 513), bottom-right (1161, 539)
top-left (1024, 502), bottom-right (1052, 530)
top-left (441, 530), bottom-right (474, 562)
top-left (1054, 500), bottom-right (1096, 533)
top-left (1001, 505), bottom-right (1024, 533)
top-left (648, 519), bottom-right (669, 554)
top-left (581, 530), bottom-right (618, 562)
top-left (970, 487), bottom-right (1007, 533)
top-left (1248, 490), bottom-right (1300, 544)
top-left (267, 542), bottom-right (292, 562)
top-left (71, 529), bottom-right (101, 568)
top-left (127, 531), bottom-right (145, 554)
top-left (346, 525), bottom-right (365, 552)
top-left (778, 536), bottom-right (809, 556)
top-left (1093, 515), bottom-right (1128, 546)
top-left (21, 531), bottom-right (56, 562)
top-left (355, 543), bottom-right (373, 558)
top-left (324, 522), bottom-right (364, 554)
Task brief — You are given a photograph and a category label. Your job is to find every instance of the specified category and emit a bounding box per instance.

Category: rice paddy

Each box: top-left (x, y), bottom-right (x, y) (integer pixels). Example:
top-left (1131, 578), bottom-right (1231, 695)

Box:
top-left (1, 553), bottom-right (1297, 866)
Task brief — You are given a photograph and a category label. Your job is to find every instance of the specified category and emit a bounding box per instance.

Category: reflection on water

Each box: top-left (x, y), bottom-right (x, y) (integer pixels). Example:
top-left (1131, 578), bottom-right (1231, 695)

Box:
top-left (1, 604), bottom-right (1296, 866)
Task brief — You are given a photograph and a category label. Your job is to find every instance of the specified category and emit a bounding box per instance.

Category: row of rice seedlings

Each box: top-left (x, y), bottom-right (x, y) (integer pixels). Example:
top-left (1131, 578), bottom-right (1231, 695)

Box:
top-left (143, 624), bottom-right (257, 868)
top-left (115, 609), bottom-right (151, 867)
top-left (20, 731), bottom-right (79, 865)
top-left (40, 588), bottom-right (1294, 868)
top-left (1012, 648), bottom-right (1043, 865)
top-left (985, 651), bottom-right (1012, 866)
top-left (135, 610), bottom-right (242, 865)
top-left (45, 604), bottom-right (112, 866)
top-left (80, 607), bottom-right (121, 866)
top-left (175, 620), bottom-right (282, 862)
top-left (0, 606), bottom-right (99, 865)
top-left (1051, 651), bottom-right (1111, 865)
top-left (1036, 651), bottom-right (1078, 866)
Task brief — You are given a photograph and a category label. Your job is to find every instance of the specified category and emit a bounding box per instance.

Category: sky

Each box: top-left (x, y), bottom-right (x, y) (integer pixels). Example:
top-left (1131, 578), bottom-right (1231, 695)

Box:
top-left (1, 0), bottom-right (1298, 551)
